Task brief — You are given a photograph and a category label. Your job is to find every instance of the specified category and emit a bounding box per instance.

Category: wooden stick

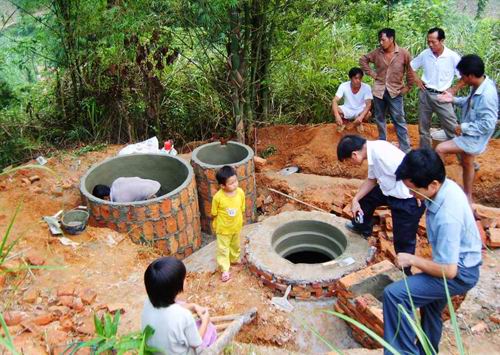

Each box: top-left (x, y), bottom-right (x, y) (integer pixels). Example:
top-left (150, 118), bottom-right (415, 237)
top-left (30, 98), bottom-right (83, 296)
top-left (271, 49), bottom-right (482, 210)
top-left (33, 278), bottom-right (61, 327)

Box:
top-left (267, 187), bottom-right (328, 213)
top-left (200, 307), bottom-right (257, 355)
top-left (210, 313), bottom-right (241, 323)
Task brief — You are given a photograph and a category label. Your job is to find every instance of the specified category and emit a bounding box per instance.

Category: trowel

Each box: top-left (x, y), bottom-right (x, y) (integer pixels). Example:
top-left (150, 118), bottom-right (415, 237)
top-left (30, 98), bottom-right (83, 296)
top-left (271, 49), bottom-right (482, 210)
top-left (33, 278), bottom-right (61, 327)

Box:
top-left (271, 285), bottom-right (294, 312)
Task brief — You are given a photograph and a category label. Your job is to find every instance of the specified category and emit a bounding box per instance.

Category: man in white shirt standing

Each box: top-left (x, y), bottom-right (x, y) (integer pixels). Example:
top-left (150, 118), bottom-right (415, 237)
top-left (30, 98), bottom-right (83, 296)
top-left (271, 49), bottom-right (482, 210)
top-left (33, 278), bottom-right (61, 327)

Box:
top-left (337, 135), bottom-right (425, 275)
top-left (332, 67), bottom-right (373, 133)
top-left (411, 28), bottom-right (464, 148)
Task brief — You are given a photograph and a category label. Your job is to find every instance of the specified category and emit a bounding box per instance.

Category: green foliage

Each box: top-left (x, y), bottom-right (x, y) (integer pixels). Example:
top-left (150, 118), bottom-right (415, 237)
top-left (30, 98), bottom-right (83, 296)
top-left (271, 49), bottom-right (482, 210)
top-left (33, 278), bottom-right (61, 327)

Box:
top-left (68, 312), bottom-right (159, 354)
top-left (0, 0), bottom-right (498, 168)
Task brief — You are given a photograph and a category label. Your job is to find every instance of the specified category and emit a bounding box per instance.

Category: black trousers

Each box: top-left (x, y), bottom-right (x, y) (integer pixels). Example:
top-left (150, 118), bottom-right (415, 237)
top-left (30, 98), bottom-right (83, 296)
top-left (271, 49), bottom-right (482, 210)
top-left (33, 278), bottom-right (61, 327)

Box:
top-left (353, 185), bottom-right (425, 274)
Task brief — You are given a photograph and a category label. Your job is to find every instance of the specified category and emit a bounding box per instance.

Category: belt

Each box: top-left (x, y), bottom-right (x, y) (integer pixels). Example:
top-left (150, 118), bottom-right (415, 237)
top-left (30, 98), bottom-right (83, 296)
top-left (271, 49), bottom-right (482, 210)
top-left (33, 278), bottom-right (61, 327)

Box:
top-left (425, 87), bottom-right (444, 94)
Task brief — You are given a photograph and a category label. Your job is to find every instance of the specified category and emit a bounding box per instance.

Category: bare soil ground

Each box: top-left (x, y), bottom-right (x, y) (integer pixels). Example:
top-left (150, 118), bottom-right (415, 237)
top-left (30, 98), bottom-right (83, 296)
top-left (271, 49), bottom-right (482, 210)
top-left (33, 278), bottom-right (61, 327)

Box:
top-left (0, 122), bottom-right (499, 354)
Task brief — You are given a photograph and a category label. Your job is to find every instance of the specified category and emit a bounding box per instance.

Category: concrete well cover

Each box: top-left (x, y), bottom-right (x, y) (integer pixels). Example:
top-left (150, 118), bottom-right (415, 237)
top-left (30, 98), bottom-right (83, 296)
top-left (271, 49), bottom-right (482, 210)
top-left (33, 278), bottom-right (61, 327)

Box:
top-left (246, 211), bottom-right (369, 285)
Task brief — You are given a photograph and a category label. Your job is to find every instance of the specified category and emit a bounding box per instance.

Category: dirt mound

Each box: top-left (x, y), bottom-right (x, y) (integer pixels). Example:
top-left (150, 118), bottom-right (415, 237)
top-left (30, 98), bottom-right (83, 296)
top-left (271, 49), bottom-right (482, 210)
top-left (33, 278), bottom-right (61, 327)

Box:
top-left (256, 123), bottom-right (500, 206)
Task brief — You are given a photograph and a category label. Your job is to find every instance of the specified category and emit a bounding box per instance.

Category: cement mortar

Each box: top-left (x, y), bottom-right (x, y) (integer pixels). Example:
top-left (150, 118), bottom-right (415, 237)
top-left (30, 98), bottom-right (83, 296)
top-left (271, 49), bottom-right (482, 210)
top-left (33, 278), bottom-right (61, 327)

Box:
top-left (245, 211), bottom-right (369, 296)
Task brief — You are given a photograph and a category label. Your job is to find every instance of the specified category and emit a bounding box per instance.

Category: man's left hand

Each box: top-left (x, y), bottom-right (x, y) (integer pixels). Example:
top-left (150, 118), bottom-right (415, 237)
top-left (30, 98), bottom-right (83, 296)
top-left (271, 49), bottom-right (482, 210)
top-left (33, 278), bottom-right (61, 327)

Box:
top-left (396, 253), bottom-right (414, 268)
top-left (455, 125), bottom-right (462, 136)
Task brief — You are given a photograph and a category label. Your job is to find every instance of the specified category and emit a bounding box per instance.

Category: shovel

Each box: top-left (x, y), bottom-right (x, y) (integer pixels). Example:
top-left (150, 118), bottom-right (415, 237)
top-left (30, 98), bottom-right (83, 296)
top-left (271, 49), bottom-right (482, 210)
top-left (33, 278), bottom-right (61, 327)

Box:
top-left (271, 285), bottom-right (294, 312)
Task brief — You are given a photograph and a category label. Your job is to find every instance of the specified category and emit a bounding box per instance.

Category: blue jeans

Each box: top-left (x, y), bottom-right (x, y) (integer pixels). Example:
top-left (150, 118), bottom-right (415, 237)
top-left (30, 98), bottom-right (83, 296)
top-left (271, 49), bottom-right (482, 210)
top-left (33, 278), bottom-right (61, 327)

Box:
top-left (383, 265), bottom-right (480, 355)
top-left (373, 90), bottom-right (411, 153)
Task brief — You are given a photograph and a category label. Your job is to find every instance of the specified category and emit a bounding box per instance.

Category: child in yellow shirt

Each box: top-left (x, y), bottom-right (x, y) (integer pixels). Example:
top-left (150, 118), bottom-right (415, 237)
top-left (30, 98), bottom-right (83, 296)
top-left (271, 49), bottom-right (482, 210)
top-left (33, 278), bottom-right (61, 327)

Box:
top-left (211, 166), bottom-right (246, 282)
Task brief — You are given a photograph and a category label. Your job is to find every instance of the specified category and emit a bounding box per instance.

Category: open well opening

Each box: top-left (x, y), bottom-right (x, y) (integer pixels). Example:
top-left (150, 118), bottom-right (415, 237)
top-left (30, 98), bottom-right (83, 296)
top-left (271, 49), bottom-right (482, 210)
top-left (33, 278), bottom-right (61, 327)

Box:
top-left (271, 220), bottom-right (348, 264)
top-left (194, 142), bottom-right (250, 166)
top-left (82, 154), bottom-right (189, 200)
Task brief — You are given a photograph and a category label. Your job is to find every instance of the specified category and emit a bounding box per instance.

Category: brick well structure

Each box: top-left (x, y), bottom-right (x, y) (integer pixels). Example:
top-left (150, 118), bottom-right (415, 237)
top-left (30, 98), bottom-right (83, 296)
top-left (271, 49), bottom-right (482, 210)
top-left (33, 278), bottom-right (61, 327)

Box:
top-left (191, 141), bottom-right (256, 234)
top-left (245, 211), bottom-right (369, 299)
top-left (80, 154), bottom-right (201, 258)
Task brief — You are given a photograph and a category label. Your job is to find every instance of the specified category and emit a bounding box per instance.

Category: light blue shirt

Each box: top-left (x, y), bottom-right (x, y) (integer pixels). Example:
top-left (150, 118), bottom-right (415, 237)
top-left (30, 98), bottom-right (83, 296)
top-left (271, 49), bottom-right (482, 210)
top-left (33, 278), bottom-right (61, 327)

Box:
top-left (425, 179), bottom-right (482, 268)
top-left (454, 76), bottom-right (498, 138)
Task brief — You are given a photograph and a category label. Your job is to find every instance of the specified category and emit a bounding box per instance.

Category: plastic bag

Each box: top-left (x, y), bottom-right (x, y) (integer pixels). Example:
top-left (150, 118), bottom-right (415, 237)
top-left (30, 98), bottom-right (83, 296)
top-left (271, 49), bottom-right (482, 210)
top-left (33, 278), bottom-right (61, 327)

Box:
top-left (118, 137), bottom-right (159, 156)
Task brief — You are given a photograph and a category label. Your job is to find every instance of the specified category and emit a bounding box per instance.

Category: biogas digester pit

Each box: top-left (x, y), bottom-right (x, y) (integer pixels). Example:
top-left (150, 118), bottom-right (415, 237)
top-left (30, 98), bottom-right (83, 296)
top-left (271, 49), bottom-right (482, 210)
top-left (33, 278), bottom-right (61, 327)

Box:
top-left (245, 211), bottom-right (369, 299)
top-left (80, 154), bottom-right (202, 258)
top-left (272, 220), bottom-right (347, 264)
top-left (191, 141), bottom-right (257, 234)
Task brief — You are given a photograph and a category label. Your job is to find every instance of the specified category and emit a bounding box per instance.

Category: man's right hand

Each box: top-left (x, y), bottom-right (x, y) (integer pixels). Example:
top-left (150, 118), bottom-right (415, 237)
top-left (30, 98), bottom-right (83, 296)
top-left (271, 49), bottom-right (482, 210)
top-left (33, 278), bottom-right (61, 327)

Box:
top-left (351, 199), bottom-right (362, 216)
top-left (335, 117), bottom-right (343, 126)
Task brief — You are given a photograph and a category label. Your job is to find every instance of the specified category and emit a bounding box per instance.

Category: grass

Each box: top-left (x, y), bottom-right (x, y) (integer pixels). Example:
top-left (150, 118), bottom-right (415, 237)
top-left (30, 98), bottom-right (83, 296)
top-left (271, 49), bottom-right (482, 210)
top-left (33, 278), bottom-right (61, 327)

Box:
top-left (308, 270), bottom-right (469, 355)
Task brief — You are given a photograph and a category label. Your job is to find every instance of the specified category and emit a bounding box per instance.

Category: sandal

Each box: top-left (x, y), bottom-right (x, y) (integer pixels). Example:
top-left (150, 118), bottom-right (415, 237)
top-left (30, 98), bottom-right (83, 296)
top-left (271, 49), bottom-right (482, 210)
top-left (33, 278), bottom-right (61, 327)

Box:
top-left (221, 271), bottom-right (231, 282)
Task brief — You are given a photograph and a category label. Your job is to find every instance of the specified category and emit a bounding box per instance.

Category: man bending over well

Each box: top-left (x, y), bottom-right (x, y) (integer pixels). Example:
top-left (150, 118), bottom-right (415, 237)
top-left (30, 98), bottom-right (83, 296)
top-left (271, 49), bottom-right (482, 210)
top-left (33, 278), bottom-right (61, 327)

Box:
top-left (93, 177), bottom-right (161, 203)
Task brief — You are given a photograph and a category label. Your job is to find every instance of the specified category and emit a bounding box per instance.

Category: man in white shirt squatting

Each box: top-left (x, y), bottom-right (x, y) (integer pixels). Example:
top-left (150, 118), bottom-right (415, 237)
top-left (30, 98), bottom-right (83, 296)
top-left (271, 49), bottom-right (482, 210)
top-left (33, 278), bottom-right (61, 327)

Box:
top-left (337, 135), bottom-right (425, 275)
top-left (411, 27), bottom-right (464, 148)
top-left (332, 67), bottom-right (373, 133)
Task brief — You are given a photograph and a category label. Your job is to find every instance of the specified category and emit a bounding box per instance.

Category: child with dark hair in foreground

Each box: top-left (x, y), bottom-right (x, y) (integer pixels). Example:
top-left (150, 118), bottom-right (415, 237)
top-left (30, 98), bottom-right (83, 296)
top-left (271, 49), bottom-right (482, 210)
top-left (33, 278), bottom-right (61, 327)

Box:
top-left (141, 257), bottom-right (217, 354)
top-left (211, 165), bottom-right (246, 282)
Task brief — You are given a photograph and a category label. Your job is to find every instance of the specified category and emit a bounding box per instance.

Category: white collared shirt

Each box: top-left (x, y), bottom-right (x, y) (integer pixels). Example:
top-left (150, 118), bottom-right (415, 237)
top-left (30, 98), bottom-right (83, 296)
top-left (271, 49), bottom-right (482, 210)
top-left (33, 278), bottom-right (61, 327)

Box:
top-left (367, 140), bottom-right (413, 199)
top-left (411, 47), bottom-right (461, 92)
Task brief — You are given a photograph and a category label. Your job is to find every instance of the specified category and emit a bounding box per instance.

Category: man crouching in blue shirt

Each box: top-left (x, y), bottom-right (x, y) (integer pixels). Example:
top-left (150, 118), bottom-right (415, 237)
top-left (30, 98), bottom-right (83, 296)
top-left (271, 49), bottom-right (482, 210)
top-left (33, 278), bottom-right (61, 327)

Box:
top-left (383, 148), bottom-right (482, 355)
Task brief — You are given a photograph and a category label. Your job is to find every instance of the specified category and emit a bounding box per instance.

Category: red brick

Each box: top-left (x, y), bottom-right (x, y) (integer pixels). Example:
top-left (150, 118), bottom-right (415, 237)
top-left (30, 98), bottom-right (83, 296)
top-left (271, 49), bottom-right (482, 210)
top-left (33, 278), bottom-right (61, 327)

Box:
top-left (117, 222), bottom-right (127, 233)
top-left (154, 220), bottom-right (166, 236)
top-left (236, 165), bottom-right (246, 177)
top-left (193, 234), bottom-right (202, 249)
top-left (186, 227), bottom-right (195, 244)
top-left (129, 223), bottom-right (143, 242)
top-left (58, 295), bottom-right (74, 307)
top-left (166, 217), bottom-right (177, 233)
top-left (342, 204), bottom-right (353, 219)
top-left (171, 196), bottom-right (181, 210)
top-left (143, 222), bottom-right (155, 239)
top-left (26, 252), bottom-right (45, 266)
top-left (148, 204), bottom-right (161, 219)
top-left (3, 311), bottom-right (26, 326)
top-left (161, 199), bottom-right (172, 215)
top-left (155, 239), bottom-right (170, 254)
top-left (100, 205), bottom-right (110, 219)
top-left (126, 208), bottom-right (134, 221)
top-left (185, 205), bottom-right (193, 223)
top-left (111, 208), bottom-right (120, 219)
top-left (31, 312), bottom-right (54, 326)
top-left (91, 205), bottom-right (101, 218)
top-left (180, 189), bottom-right (189, 207)
top-left (57, 284), bottom-right (76, 296)
top-left (206, 169), bottom-right (216, 181)
top-left (184, 246), bottom-right (193, 257)
top-left (169, 237), bottom-right (179, 254)
top-left (177, 211), bottom-right (186, 230)
top-left (178, 231), bottom-right (188, 247)
top-left (200, 181), bottom-right (209, 199)
top-left (239, 179), bottom-right (247, 190)
top-left (134, 206), bottom-right (146, 220)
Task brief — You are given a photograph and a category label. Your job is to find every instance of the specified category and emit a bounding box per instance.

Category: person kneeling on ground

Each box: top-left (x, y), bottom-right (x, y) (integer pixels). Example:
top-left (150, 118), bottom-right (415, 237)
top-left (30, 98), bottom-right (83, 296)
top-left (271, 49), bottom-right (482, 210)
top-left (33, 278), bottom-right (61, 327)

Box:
top-left (142, 257), bottom-right (217, 354)
top-left (332, 67), bottom-right (373, 133)
top-left (92, 177), bottom-right (161, 203)
top-left (435, 54), bottom-right (498, 208)
top-left (337, 135), bottom-right (424, 275)
top-left (383, 149), bottom-right (481, 355)
top-left (211, 166), bottom-right (246, 282)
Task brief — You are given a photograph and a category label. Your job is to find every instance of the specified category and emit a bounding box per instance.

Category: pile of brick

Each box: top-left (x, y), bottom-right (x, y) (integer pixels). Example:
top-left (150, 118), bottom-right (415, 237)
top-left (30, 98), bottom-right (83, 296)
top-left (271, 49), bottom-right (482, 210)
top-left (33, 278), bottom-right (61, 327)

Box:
top-left (476, 208), bottom-right (500, 249)
top-left (334, 260), bottom-right (469, 349)
top-left (334, 260), bottom-right (402, 349)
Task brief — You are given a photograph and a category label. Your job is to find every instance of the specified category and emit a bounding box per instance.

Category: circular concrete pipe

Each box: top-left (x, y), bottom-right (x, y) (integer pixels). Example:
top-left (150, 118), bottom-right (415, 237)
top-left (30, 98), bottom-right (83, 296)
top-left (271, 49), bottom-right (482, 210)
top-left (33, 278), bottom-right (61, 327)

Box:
top-left (80, 154), bottom-right (202, 258)
top-left (272, 220), bottom-right (347, 264)
top-left (191, 141), bottom-right (256, 234)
